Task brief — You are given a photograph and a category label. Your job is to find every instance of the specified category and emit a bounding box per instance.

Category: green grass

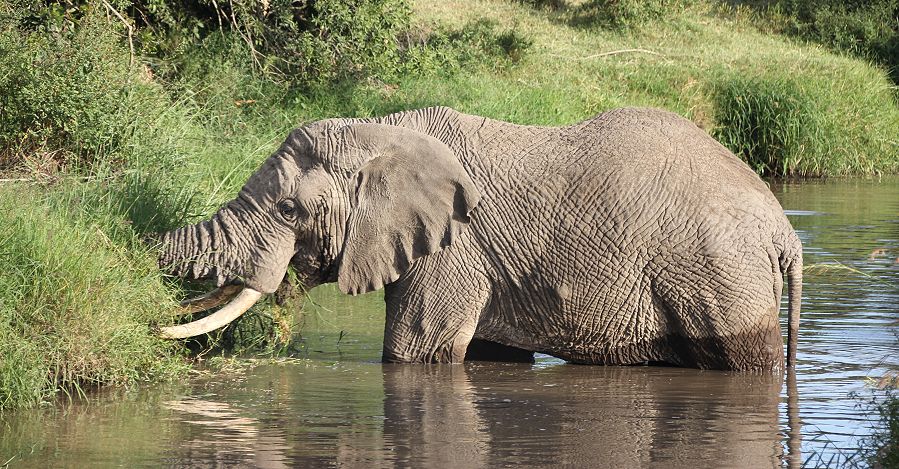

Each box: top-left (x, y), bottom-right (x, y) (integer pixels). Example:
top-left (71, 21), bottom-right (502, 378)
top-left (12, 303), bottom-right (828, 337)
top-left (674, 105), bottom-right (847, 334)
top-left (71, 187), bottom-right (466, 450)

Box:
top-left (395, 0), bottom-right (899, 176)
top-left (728, 0), bottom-right (899, 86)
top-left (0, 0), bottom-right (898, 408)
top-left (0, 184), bottom-right (188, 409)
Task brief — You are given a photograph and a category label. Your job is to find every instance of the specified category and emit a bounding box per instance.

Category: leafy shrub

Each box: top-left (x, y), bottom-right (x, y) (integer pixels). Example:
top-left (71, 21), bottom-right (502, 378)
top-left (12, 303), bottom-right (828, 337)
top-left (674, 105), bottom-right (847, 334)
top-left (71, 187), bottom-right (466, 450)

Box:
top-left (401, 19), bottom-right (533, 75)
top-left (134, 0), bottom-right (530, 85)
top-left (284, 0), bottom-right (412, 84)
top-left (0, 7), bottom-right (136, 171)
top-left (99, 0), bottom-right (415, 85)
top-left (588, 0), bottom-right (695, 28)
top-left (793, 2), bottom-right (896, 55)
top-left (179, 0), bottom-right (414, 85)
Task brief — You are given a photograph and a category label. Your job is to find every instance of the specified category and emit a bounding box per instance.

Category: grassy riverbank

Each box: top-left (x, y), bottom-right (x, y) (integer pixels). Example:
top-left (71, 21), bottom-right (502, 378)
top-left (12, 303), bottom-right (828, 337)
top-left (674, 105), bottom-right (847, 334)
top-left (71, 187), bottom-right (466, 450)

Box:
top-left (0, 0), bottom-right (897, 425)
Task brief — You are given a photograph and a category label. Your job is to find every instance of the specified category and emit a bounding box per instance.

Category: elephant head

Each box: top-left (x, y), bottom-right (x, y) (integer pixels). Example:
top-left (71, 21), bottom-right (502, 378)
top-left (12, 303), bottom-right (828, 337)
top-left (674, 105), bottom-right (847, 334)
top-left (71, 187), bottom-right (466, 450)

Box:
top-left (157, 119), bottom-right (481, 338)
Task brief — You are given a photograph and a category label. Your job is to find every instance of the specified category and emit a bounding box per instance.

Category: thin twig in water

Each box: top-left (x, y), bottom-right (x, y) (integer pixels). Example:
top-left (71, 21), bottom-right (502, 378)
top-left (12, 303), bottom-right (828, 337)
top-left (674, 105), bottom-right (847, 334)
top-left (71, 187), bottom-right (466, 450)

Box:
top-left (101, 0), bottom-right (135, 68)
top-left (803, 261), bottom-right (872, 278)
top-left (554, 48), bottom-right (663, 60)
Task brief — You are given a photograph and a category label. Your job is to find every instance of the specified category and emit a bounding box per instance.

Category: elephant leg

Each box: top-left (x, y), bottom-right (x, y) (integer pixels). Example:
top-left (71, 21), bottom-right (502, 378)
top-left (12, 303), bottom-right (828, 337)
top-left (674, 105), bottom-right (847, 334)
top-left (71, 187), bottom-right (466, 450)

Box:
top-left (381, 243), bottom-right (491, 364)
top-left (464, 339), bottom-right (535, 363)
top-left (656, 276), bottom-right (783, 371)
top-left (698, 288), bottom-right (784, 371)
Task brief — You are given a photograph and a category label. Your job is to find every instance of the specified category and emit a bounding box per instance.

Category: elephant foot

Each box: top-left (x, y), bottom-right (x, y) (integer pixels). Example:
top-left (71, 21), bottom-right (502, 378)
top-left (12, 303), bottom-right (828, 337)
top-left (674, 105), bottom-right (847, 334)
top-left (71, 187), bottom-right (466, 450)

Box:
top-left (464, 339), bottom-right (535, 363)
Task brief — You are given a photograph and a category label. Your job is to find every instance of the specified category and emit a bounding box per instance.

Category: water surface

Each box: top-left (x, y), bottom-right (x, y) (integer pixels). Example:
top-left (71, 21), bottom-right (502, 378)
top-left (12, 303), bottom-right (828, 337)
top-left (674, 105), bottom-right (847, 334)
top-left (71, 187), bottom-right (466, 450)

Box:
top-left (2, 177), bottom-right (897, 468)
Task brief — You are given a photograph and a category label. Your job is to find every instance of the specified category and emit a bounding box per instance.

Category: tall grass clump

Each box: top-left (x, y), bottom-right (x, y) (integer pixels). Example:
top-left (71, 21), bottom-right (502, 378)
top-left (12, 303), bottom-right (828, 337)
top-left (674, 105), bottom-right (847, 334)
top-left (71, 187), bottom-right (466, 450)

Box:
top-left (713, 75), bottom-right (822, 176)
top-left (0, 187), bottom-right (187, 409)
top-left (867, 388), bottom-right (899, 468)
top-left (713, 65), bottom-right (899, 177)
top-left (124, 0), bottom-right (414, 86)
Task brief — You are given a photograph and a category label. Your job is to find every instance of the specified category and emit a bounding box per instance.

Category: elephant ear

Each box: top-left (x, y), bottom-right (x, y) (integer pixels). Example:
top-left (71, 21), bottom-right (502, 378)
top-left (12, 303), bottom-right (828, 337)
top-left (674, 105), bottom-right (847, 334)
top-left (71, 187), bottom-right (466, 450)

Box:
top-left (337, 124), bottom-right (481, 295)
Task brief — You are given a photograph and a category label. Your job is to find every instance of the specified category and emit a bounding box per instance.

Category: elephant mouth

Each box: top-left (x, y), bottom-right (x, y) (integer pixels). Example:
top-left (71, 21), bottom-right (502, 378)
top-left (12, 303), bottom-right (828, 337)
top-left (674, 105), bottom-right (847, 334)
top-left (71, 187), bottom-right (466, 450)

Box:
top-left (159, 284), bottom-right (263, 339)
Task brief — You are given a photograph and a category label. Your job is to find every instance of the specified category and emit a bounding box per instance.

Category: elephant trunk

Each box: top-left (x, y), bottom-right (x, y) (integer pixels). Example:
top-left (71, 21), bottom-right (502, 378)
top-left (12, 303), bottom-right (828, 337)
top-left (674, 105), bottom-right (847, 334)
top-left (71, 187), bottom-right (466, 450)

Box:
top-left (158, 207), bottom-right (248, 288)
top-left (155, 205), bottom-right (278, 339)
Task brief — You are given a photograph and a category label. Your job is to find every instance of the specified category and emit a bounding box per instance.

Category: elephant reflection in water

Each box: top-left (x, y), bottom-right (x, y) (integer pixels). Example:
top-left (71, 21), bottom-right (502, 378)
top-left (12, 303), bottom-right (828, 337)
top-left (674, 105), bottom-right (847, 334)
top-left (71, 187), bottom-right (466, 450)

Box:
top-left (378, 364), bottom-right (801, 469)
top-left (160, 364), bottom-right (799, 467)
top-left (162, 398), bottom-right (291, 469)
top-left (378, 365), bottom-right (491, 467)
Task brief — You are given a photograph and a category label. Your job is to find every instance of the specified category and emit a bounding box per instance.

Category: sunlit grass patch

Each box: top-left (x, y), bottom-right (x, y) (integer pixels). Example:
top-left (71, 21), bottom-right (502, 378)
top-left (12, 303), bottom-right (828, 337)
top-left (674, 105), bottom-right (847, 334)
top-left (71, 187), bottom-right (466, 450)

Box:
top-left (0, 186), bottom-right (187, 409)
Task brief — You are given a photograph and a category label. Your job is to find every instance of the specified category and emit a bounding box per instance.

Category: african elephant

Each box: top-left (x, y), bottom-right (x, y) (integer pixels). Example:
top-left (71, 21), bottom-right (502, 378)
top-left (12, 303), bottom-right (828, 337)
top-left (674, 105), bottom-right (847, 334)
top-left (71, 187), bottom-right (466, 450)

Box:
top-left (158, 106), bottom-right (803, 371)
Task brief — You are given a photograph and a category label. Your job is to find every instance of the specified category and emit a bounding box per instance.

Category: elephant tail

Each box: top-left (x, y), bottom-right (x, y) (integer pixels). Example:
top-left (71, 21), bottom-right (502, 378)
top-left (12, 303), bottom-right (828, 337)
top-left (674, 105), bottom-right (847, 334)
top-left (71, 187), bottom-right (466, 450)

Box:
top-left (782, 235), bottom-right (803, 368)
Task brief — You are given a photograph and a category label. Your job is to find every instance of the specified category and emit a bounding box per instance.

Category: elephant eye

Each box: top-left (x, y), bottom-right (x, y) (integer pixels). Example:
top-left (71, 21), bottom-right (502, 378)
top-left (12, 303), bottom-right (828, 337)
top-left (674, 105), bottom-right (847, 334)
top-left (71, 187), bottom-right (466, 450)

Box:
top-left (278, 199), bottom-right (302, 222)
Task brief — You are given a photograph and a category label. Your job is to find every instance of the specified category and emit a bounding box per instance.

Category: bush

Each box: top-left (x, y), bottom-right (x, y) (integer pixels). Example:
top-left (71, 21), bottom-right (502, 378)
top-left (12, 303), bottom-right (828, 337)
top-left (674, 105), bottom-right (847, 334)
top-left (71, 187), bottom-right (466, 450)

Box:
top-left (522, 0), bottom-right (696, 29)
top-left (400, 19), bottom-right (533, 75)
top-left (105, 0), bottom-right (414, 85)
top-left (142, 1), bottom-right (532, 87)
top-left (0, 7), bottom-right (136, 171)
top-left (586, 0), bottom-right (695, 28)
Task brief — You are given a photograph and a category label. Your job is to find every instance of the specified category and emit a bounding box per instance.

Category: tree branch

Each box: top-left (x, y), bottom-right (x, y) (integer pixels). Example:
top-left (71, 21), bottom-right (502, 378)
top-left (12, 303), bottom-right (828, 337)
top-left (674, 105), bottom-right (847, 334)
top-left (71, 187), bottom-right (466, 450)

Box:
top-left (101, 0), bottom-right (135, 68)
top-left (554, 48), bottom-right (663, 60)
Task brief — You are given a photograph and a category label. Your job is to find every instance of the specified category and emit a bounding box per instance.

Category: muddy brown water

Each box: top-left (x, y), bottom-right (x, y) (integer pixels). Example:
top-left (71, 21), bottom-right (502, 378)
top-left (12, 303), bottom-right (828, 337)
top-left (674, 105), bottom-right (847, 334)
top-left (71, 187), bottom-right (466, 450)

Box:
top-left (1, 178), bottom-right (897, 468)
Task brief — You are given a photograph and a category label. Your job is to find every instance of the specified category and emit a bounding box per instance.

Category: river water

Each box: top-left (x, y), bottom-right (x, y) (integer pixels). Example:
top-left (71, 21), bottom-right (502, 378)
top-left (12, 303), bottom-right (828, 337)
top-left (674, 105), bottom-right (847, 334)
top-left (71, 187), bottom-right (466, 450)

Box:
top-left (1, 178), bottom-right (897, 468)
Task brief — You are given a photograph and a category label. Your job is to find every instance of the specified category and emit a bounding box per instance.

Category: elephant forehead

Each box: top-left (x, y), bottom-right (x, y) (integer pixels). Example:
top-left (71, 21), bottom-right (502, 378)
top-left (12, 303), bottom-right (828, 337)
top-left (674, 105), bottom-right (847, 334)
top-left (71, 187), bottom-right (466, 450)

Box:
top-left (298, 119), bottom-right (356, 156)
top-left (241, 154), bottom-right (303, 205)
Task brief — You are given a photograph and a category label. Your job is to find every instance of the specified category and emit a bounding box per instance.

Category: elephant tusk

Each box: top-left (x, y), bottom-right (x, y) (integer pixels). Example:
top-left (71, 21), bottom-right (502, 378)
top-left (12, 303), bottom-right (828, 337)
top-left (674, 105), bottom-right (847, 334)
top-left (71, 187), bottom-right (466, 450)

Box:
top-left (159, 288), bottom-right (263, 339)
top-left (177, 284), bottom-right (243, 315)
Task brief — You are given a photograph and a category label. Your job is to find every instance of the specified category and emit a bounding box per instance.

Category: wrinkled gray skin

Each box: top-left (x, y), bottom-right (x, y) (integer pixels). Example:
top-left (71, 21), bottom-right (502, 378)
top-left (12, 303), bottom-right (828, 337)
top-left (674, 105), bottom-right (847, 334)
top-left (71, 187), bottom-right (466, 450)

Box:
top-left (159, 106), bottom-right (803, 371)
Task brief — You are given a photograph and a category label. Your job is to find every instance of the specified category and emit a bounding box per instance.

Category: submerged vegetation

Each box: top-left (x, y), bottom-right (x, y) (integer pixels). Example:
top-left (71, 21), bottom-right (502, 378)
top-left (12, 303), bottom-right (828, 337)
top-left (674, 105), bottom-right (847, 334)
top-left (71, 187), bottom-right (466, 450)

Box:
top-left (0, 0), bottom-right (897, 410)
